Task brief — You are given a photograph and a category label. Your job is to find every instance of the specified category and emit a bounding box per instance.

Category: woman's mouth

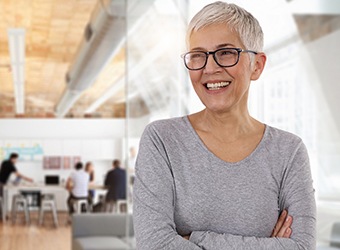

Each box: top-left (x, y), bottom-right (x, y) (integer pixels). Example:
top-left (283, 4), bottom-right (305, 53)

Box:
top-left (204, 81), bottom-right (231, 90)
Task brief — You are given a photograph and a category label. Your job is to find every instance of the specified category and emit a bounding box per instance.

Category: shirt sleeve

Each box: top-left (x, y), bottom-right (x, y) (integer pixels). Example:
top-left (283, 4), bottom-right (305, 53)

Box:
top-left (189, 141), bottom-right (316, 250)
top-left (12, 165), bottom-right (17, 173)
top-left (133, 124), bottom-right (202, 250)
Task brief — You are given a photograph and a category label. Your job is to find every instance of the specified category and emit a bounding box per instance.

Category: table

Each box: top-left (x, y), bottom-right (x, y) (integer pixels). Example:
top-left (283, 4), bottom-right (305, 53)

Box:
top-left (89, 184), bottom-right (107, 204)
top-left (2, 184), bottom-right (69, 221)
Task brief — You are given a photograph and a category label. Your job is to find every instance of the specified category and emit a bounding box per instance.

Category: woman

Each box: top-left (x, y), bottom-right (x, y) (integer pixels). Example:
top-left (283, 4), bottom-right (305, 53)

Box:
top-left (85, 161), bottom-right (95, 204)
top-left (85, 161), bottom-right (95, 183)
top-left (133, 2), bottom-right (316, 249)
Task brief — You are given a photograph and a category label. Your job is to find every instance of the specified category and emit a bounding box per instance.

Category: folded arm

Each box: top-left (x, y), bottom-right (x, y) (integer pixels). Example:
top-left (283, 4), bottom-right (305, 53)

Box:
top-left (187, 141), bottom-right (316, 250)
top-left (133, 125), bottom-right (316, 250)
top-left (133, 125), bottom-right (202, 250)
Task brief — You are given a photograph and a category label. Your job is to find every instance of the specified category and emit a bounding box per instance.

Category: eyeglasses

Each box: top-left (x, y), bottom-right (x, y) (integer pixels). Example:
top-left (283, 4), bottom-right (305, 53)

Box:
top-left (182, 48), bottom-right (258, 71)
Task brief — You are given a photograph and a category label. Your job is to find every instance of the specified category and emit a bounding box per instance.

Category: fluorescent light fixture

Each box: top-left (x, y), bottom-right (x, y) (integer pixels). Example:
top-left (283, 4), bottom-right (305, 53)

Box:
top-left (8, 28), bottom-right (25, 114)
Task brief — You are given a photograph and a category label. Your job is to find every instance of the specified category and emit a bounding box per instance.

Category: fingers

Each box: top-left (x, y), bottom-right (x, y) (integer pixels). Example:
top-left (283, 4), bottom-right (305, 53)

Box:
top-left (271, 210), bottom-right (287, 237)
top-left (283, 227), bottom-right (292, 238)
top-left (276, 215), bottom-right (293, 238)
top-left (271, 210), bottom-right (293, 238)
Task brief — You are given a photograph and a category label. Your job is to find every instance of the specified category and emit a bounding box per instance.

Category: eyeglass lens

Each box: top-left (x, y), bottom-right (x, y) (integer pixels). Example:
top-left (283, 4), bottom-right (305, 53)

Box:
top-left (184, 48), bottom-right (239, 70)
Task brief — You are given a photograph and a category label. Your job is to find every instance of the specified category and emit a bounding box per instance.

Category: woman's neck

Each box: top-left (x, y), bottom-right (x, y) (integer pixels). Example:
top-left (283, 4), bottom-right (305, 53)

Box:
top-left (190, 108), bottom-right (262, 139)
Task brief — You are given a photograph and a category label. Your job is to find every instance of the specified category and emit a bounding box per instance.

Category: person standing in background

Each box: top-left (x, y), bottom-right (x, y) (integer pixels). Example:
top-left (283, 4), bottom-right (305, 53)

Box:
top-left (104, 159), bottom-right (126, 212)
top-left (128, 147), bottom-right (137, 173)
top-left (0, 153), bottom-right (33, 196)
top-left (85, 161), bottom-right (95, 205)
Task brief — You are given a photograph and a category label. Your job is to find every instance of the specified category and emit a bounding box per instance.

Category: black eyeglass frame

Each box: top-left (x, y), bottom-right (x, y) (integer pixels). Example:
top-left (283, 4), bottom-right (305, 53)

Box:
top-left (182, 48), bottom-right (258, 71)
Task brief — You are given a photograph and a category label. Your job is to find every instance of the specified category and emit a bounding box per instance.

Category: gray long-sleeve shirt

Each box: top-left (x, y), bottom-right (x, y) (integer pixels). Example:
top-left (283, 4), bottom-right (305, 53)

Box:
top-left (133, 116), bottom-right (316, 250)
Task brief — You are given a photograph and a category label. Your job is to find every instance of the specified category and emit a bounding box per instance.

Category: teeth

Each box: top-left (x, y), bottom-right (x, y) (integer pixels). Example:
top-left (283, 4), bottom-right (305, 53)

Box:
top-left (206, 81), bottom-right (230, 89)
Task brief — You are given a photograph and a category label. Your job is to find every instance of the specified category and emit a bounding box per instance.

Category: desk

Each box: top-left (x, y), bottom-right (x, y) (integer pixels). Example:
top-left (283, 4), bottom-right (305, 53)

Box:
top-left (89, 184), bottom-right (107, 204)
top-left (3, 184), bottom-right (69, 219)
top-left (89, 184), bottom-right (106, 190)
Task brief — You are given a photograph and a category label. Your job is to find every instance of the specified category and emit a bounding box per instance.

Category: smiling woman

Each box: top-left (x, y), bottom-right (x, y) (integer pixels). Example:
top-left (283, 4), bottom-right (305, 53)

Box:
top-left (133, 1), bottom-right (316, 250)
top-left (187, 22), bottom-right (266, 116)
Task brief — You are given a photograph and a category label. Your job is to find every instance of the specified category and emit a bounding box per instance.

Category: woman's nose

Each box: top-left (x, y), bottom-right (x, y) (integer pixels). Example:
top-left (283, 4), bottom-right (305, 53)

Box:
top-left (203, 55), bottom-right (222, 74)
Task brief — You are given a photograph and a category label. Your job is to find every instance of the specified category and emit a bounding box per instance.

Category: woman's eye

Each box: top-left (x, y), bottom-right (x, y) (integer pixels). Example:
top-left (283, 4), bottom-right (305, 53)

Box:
top-left (220, 50), bottom-right (234, 56)
top-left (191, 53), bottom-right (204, 59)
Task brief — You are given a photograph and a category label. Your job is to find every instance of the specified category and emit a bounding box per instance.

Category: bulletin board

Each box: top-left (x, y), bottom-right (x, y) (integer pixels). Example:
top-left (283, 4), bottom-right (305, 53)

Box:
top-left (0, 140), bottom-right (44, 161)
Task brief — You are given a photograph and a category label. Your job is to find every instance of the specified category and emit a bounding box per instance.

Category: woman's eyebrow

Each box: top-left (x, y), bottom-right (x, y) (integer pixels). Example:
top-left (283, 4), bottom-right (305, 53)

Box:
top-left (216, 43), bottom-right (235, 48)
top-left (190, 47), bottom-right (206, 51)
top-left (190, 43), bottom-right (236, 51)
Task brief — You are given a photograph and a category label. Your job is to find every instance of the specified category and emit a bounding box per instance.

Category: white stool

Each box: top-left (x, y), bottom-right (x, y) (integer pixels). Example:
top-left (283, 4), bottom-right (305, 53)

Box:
top-left (116, 199), bottom-right (128, 214)
top-left (39, 194), bottom-right (58, 227)
top-left (104, 201), bottom-right (116, 213)
top-left (73, 199), bottom-right (90, 214)
top-left (11, 194), bottom-right (30, 225)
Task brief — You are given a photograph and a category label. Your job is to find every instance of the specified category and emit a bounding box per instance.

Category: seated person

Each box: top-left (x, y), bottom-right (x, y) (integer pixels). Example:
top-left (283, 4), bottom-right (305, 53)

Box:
top-left (104, 159), bottom-right (126, 212)
top-left (66, 162), bottom-right (89, 213)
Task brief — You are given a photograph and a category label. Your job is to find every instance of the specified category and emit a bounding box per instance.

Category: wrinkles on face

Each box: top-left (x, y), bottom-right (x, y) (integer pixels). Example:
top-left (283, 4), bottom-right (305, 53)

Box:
top-left (188, 23), bottom-right (254, 114)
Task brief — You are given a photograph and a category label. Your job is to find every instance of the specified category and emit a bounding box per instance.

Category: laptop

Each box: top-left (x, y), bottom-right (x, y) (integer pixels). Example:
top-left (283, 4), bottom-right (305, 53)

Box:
top-left (45, 175), bottom-right (60, 185)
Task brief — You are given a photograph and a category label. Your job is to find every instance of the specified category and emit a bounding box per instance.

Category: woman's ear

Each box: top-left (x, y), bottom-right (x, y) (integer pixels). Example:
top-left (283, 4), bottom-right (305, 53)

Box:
top-left (251, 52), bottom-right (267, 81)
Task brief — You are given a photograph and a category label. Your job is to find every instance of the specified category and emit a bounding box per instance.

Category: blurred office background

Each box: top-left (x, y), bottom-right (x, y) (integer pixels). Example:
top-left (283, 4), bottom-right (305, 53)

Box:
top-left (0, 0), bottom-right (340, 249)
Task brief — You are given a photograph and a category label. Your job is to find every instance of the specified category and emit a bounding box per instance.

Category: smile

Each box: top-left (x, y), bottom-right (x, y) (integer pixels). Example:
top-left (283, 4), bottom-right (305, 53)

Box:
top-left (204, 81), bottom-right (231, 90)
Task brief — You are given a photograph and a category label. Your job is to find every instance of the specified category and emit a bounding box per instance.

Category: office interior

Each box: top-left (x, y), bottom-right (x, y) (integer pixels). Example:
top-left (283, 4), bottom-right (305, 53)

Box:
top-left (0, 0), bottom-right (339, 249)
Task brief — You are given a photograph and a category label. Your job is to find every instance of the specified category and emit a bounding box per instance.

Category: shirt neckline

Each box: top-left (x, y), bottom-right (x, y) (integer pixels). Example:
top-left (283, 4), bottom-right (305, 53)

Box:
top-left (182, 115), bottom-right (269, 166)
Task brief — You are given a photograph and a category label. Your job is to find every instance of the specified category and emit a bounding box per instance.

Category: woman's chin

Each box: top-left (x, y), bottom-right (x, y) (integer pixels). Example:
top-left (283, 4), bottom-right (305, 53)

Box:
top-left (203, 103), bottom-right (232, 114)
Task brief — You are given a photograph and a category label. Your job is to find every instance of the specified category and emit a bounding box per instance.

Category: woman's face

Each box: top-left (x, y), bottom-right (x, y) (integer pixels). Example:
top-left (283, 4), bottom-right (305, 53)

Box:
top-left (188, 23), bottom-right (263, 114)
top-left (87, 164), bottom-right (93, 171)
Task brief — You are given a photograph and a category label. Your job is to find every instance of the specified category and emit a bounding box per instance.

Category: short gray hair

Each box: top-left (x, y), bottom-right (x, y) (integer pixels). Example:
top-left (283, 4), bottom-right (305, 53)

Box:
top-left (186, 1), bottom-right (264, 52)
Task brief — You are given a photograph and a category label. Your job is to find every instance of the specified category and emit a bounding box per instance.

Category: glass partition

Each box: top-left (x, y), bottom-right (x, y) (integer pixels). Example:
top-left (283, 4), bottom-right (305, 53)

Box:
top-left (125, 0), bottom-right (189, 248)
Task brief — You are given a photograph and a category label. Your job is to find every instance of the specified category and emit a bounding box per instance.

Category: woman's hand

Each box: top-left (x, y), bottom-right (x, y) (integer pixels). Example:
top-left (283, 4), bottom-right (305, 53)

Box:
top-left (182, 210), bottom-right (292, 241)
top-left (182, 235), bottom-right (190, 240)
top-left (271, 209), bottom-right (293, 238)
